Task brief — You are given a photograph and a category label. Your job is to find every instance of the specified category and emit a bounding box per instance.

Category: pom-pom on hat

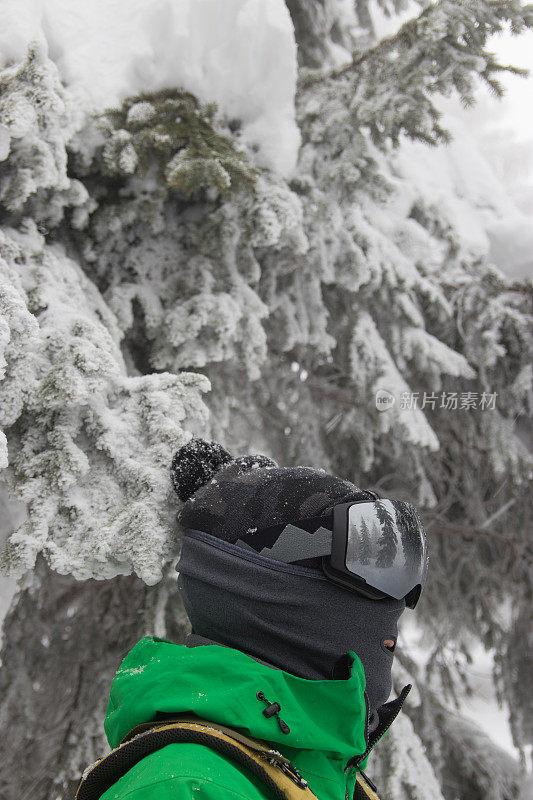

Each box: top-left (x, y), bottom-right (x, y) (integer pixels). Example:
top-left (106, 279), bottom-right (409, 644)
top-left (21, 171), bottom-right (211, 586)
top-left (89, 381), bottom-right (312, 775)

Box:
top-left (171, 439), bottom-right (234, 502)
top-left (171, 438), bottom-right (371, 551)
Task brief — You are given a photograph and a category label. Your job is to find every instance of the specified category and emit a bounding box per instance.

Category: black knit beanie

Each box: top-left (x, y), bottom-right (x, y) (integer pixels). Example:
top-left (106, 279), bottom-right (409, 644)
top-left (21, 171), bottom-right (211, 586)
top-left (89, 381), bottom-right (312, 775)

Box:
top-left (172, 439), bottom-right (371, 555)
top-left (171, 439), bottom-right (405, 720)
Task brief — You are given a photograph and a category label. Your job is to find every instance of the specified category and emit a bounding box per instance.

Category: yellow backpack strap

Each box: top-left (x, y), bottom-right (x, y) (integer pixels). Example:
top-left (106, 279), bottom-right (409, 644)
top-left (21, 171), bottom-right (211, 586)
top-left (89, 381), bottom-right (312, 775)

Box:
top-left (354, 770), bottom-right (383, 800)
top-left (76, 717), bottom-right (319, 800)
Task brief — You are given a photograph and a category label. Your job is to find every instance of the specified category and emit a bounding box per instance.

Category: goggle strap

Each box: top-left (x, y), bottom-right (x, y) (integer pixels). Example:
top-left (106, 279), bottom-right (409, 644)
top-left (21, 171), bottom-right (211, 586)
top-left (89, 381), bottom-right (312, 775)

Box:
top-left (234, 513), bottom-right (333, 564)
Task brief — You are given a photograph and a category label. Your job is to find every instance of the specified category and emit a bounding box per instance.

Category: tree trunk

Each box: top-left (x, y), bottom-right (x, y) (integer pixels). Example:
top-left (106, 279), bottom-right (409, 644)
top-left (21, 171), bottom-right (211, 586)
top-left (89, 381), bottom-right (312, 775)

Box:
top-left (0, 558), bottom-right (189, 800)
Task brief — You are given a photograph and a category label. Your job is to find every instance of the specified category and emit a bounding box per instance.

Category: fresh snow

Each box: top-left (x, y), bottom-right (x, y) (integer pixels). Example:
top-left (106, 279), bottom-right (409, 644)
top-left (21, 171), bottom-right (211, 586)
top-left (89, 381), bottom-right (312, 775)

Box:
top-left (0, 0), bottom-right (300, 176)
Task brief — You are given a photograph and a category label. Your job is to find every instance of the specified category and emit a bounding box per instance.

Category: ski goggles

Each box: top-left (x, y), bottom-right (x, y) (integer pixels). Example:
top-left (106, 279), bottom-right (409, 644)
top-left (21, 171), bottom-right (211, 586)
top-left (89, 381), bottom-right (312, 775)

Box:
top-left (235, 497), bottom-right (428, 608)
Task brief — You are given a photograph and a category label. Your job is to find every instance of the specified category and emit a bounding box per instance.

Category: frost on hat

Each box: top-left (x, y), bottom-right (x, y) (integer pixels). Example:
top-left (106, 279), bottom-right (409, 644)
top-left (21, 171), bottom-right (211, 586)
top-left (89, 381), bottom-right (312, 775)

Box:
top-left (170, 438), bottom-right (369, 547)
top-left (171, 439), bottom-right (235, 502)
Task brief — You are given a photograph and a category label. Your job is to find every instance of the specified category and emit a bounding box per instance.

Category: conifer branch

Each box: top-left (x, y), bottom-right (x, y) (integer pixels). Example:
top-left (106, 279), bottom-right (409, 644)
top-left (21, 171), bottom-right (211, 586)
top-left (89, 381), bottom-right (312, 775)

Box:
top-left (300, 0), bottom-right (533, 147)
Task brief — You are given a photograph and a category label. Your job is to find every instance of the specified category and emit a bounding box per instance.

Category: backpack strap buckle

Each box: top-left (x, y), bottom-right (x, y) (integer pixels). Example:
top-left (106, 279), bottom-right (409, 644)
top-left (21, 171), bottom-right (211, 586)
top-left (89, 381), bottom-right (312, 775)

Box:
top-left (266, 755), bottom-right (308, 789)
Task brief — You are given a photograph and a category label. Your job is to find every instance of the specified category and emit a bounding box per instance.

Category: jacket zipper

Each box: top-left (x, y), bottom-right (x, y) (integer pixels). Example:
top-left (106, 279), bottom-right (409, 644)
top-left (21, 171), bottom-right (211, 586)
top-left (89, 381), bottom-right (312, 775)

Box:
top-left (351, 684), bottom-right (411, 768)
top-left (344, 687), bottom-right (411, 799)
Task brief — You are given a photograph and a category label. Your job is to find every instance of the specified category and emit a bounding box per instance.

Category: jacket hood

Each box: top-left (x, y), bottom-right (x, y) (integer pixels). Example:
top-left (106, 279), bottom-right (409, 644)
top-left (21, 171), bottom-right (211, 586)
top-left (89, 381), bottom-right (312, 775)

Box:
top-left (104, 636), bottom-right (368, 764)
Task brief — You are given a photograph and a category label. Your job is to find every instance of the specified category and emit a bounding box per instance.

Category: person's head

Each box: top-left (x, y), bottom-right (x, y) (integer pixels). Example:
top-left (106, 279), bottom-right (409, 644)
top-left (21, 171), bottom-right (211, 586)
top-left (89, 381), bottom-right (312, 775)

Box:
top-left (172, 439), bottom-right (425, 716)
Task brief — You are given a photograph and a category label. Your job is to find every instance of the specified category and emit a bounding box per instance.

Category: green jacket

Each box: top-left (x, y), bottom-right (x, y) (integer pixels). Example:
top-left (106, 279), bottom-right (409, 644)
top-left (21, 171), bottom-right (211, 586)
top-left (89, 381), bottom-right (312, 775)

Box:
top-left (102, 636), bottom-right (409, 800)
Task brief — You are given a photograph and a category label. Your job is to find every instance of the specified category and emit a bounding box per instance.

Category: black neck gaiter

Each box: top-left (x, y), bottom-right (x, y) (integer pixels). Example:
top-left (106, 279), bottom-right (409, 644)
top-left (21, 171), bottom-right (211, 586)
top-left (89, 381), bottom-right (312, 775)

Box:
top-left (177, 530), bottom-right (405, 717)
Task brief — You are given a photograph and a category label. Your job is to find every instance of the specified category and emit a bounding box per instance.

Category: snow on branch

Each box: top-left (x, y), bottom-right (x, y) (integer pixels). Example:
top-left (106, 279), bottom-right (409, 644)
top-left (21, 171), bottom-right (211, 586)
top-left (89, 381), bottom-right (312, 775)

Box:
top-left (97, 90), bottom-right (258, 199)
top-left (304, 0), bottom-right (533, 147)
top-left (0, 44), bottom-right (88, 226)
top-left (0, 224), bottom-right (210, 583)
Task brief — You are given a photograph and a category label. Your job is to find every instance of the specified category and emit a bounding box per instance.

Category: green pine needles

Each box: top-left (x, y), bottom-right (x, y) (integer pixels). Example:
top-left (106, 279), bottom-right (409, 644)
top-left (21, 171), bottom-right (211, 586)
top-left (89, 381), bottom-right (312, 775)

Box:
top-left (99, 89), bottom-right (257, 197)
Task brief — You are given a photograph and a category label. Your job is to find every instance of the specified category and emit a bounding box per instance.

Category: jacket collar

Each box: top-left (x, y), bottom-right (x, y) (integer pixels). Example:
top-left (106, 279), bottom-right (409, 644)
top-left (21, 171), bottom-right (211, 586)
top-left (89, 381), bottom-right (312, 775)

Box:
top-left (104, 635), bottom-right (411, 790)
top-left (185, 632), bottom-right (283, 672)
top-left (105, 635), bottom-right (369, 761)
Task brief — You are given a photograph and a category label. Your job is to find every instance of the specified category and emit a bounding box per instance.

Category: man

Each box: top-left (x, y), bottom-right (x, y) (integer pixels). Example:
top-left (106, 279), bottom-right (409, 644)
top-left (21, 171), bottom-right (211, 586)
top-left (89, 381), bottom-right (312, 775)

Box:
top-left (77, 439), bottom-right (428, 800)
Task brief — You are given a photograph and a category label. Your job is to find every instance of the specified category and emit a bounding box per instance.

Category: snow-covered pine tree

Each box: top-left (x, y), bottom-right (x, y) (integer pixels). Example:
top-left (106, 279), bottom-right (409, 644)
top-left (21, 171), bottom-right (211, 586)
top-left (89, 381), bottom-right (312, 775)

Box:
top-left (1, 2), bottom-right (532, 798)
top-left (0, 44), bottom-right (88, 226)
top-left (283, 2), bottom-right (532, 792)
top-left (0, 48), bottom-right (208, 799)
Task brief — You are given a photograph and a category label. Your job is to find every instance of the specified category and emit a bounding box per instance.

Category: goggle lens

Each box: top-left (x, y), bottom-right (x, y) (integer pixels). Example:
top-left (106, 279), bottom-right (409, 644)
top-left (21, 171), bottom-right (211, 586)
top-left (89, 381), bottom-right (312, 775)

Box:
top-left (344, 500), bottom-right (428, 607)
